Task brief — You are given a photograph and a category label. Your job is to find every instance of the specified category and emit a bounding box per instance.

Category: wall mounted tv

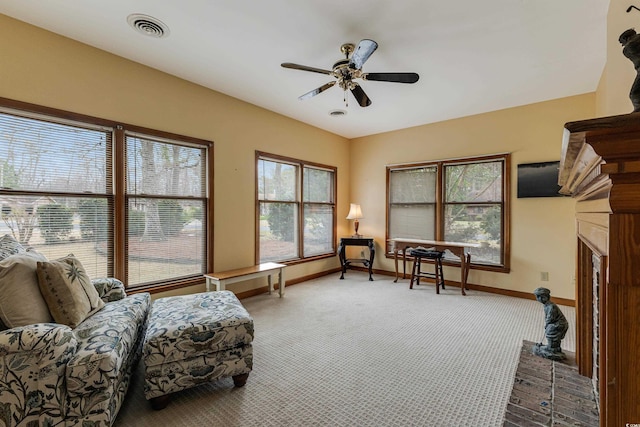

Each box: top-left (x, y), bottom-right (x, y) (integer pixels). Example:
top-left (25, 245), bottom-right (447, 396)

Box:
top-left (517, 161), bottom-right (563, 198)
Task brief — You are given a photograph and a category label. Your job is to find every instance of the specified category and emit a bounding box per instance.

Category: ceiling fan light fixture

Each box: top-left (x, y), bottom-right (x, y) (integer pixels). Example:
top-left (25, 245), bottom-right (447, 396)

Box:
top-left (127, 14), bottom-right (170, 38)
top-left (329, 109), bottom-right (347, 117)
top-left (282, 39), bottom-right (418, 108)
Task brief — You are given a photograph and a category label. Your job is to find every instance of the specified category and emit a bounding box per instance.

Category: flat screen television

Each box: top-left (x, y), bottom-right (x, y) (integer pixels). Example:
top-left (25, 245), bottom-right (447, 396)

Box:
top-left (517, 161), bottom-right (563, 198)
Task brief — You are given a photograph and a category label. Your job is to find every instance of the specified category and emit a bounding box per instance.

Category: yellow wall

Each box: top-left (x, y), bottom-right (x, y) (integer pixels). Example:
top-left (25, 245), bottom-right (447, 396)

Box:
top-left (596, 0), bottom-right (637, 115)
top-left (0, 14), bottom-right (601, 301)
top-left (351, 94), bottom-right (595, 300)
top-left (0, 15), bottom-right (349, 295)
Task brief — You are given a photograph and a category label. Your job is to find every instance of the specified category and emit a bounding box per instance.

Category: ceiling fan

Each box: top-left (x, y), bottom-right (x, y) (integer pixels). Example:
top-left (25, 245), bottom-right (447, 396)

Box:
top-left (281, 39), bottom-right (419, 107)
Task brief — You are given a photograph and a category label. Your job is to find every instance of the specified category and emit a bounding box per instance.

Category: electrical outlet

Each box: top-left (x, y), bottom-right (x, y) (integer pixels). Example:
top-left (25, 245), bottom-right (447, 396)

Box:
top-left (540, 272), bottom-right (549, 281)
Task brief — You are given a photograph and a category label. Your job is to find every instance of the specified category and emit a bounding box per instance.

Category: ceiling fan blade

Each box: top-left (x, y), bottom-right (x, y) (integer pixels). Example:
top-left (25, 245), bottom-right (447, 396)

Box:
top-left (363, 72), bottom-right (419, 83)
top-left (281, 62), bottom-right (333, 75)
top-left (350, 83), bottom-right (372, 107)
top-left (298, 81), bottom-right (336, 100)
top-left (349, 39), bottom-right (378, 70)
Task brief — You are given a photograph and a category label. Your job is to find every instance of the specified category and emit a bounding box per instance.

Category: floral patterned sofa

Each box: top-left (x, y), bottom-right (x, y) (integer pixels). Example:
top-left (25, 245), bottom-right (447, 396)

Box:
top-left (0, 278), bottom-right (150, 426)
top-left (0, 235), bottom-right (150, 426)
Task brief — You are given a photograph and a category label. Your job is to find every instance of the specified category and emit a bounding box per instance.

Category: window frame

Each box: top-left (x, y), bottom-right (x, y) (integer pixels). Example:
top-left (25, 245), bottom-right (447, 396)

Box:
top-left (123, 130), bottom-right (210, 289)
top-left (256, 151), bottom-right (337, 265)
top-left (0, 97), bottom-right (214, 293)
top-left (386, 153), bottom-right (511, 273)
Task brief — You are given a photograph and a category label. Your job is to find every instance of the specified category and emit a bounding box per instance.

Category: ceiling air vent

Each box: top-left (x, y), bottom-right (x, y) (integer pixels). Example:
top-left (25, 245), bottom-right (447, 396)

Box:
top-left (127, 14), bottom-right (170, 38)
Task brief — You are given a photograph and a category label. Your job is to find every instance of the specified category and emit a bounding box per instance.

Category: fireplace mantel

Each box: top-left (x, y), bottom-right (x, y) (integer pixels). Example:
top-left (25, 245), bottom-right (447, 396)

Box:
top-left (560, 112), bottom-right (640, 426)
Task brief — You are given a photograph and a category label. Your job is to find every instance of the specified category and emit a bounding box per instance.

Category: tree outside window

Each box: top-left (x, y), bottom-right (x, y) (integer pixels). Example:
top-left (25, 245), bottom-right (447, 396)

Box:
top-left (387, 154), bottom-right (509, 270)
top-left (444, 160), bottom-right (504, 265)
top-left (0, 109), bottom-right (112, 278)
top-left (0, 103), bottom-right (211, 290)
top-left (257, 153), bottom-right (336, 263)
top-left (126, 134), bottom-right (207, 286)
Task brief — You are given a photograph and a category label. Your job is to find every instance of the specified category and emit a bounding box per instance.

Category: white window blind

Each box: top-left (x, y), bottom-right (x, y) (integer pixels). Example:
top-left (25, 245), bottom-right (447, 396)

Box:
top-left (125, 134), bottom-right (207, 286)
top-left (388, 166), bottom-right (437, 240)
top-left (0, 101), bottom-right (212, 290)
top-left (0, 109), bottom-right (113, 278)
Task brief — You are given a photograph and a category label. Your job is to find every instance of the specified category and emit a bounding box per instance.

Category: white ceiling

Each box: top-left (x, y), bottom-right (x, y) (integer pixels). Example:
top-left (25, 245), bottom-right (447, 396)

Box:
top-left (0, 1), bottom-right (608, 139)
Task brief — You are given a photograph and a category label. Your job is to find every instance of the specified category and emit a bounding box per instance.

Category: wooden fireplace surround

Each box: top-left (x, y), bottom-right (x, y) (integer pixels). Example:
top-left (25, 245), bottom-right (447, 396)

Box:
top-left (560, 112), bottom-right (640, 426)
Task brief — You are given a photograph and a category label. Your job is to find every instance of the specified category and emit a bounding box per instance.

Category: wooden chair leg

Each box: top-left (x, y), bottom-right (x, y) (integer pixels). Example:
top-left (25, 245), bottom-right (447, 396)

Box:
top-left (438, 258), bottom-right (445, 290)
top-left (409, 258), bottom-right (417, 289)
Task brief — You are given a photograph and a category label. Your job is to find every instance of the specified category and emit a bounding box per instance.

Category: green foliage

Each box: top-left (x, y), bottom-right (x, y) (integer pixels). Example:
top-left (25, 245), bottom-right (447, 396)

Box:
top-left (37, 204), bottom-right (73, 244)
top-left (129, 209), bottom-right (145, 237)
top-left (266, 203), bottom-right (294, 242)
top-left (0, 160), bottom-right (19, 189)
top-left (481, 206), bottom-right (501, 241)
top-left (446, 162), bottom-right (501, 203)
top-left (304, 206), bottom-right (332, 244)
top-left (182, 205), bottom-right (202, 224)
top-left (158, 200), bottom-right (186, 236)
top-left (78, 199), bottom-right (108, 241)
top-left (446, 221), bottom-right (480, 242)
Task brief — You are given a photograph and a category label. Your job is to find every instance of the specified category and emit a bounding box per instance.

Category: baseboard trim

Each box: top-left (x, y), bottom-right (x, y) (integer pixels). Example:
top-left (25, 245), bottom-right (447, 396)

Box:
top-left (235, 266), bottom-right (575, 307)
top-left (341, 266), bottom-right (576, 307)
top-left (235, 268), bottom-right (342, 300)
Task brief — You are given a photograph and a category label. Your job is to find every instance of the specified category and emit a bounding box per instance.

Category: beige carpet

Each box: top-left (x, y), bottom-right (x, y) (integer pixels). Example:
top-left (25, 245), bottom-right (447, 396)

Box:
top-left (115, 272), bottom-right (575, 427)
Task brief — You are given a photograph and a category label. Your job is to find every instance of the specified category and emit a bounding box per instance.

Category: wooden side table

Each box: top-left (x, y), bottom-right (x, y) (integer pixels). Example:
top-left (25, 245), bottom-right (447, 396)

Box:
top-left (338, 237), bottom-right (375, 281)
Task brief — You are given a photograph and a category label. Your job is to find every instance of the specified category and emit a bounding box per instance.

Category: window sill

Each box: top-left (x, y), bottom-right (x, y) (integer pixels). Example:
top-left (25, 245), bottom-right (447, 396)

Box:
top-left (126, 275), bottom-right (205, 295)
top-left (272, 252), bottom-right (336, 267)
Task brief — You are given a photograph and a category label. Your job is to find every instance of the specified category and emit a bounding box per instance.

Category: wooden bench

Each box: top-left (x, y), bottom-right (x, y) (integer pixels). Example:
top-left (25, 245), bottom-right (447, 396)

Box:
top-left (204, 262), bottom-right (286, 297)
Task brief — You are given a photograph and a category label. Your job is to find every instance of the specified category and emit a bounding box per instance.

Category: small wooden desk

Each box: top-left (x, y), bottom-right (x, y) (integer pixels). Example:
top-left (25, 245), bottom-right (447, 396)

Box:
top-left (338, 237), bottom-right (375, 281)
top-left (205, 262), bottom-right (286, 297)
top-left (387, 238), bottom-right (479, 295)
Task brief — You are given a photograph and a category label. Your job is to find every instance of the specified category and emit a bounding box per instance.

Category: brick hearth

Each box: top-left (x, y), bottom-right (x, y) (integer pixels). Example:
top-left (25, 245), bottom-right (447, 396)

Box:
top-left (503, 340), bottom-right (599, 426)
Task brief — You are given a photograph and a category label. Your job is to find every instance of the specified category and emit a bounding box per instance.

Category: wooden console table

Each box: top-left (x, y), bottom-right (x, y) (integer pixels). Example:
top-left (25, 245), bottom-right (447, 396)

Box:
top-left (338, 237), bottom-right (375, 281)
top-left (387, 238), bottom-right (479, 296)
top-left (205, 262), bottom-right (286, 297)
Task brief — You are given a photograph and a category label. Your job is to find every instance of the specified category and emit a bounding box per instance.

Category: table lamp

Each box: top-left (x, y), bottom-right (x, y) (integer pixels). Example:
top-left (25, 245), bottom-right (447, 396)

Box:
top-left (346, 203), bottom-right (363, 237)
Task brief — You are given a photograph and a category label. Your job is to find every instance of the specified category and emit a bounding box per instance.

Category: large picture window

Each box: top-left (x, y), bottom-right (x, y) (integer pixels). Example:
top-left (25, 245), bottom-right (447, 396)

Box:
top-left (387, 154), bottom-right (510, 270)
top-left (257, 152), bottom-right (336, 263)
top-left (0, 109), bottom-right (113, 279)
top-left (125, 133), bottom-right (207, 287)
top-left (0, 100), bottom-right (211, 291)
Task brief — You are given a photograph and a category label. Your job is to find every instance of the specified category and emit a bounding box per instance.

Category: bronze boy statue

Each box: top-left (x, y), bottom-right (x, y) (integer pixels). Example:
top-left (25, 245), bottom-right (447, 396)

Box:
top-left (620, 28), bottom-right (640, 112)
top-left (533, 287), bottom-right (569, 360)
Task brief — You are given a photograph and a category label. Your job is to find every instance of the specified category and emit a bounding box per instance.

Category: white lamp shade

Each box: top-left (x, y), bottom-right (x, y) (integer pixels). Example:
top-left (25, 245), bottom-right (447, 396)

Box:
top-left (346, 203), bottom-right (363, 220)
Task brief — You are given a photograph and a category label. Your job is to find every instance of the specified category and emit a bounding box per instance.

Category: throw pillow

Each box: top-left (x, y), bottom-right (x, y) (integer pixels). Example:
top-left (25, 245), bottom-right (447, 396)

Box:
top-left (37, 254), bottom-right (105, 328)
top-left (0, 234), bottom-right (27, 261)
top-left (0, 251), bottom-right (53, 328)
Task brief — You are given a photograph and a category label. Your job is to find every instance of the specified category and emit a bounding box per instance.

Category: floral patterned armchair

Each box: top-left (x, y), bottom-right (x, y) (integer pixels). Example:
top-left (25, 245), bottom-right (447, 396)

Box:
top-left (0, 278), bottom-right (150, 426)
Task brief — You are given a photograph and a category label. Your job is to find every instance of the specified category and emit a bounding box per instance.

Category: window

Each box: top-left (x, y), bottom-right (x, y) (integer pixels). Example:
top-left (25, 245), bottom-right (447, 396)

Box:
top-left (387, 154), bottom-right (510, 270)
top-left (388, 166), bottom-right (437, 240)
top-left (0, 110), bottom-right (113, 279)
top-left (257, 152), bottom-right (336, 263)
top-left (125, 133), bottom-right (207, 287)
top-left (0, 100), bottom-right (211, 291)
